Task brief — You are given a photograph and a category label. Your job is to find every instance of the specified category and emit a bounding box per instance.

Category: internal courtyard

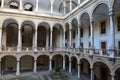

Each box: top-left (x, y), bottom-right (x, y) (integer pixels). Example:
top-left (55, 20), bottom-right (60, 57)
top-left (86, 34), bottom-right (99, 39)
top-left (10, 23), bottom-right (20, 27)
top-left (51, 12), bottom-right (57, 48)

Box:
top-left (0, 0), bottom-right (120, 80)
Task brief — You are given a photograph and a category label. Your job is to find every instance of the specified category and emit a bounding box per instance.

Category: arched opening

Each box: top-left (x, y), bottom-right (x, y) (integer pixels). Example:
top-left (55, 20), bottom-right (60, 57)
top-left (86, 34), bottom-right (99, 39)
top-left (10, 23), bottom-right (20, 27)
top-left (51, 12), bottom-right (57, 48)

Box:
top-left (24, 3), bottom-right (33, 11)
top-left (9, 1), bottom-right (19, 9)
top-left (37, 55), bottom-right (49, 71)
top-left (65, 23), bottom-right (69, 48)
top-left (20, 55), bottom-right (34, 72)
top-left (71, 56), bottom-right (77, 74)
top-left (52, 54), bottom-right (63, 69)
top-left (37, 22), bottom-right (50, 48)
top-left (80, 13), bottom-right (90, 48)
top-left (1, 55), bottom-right (16, 74)
top-left (2, 19), bottom-right (18, 48)
top-left (21, 21), bottom-right (35, 47)
top-left (53, 0), bottom-right (63, 15)
top-left (115, 67), bottom-right (120, 80)
top-left (65, 55), bottom-right (69, 71)
top-left (113, 0), bottom-right (120, 55)
top-left (53, 24), bottom-right (64, 48)
top-left (92, 3), bottom-right (109, 50)
top-left (71, 19), bottom-right (78, 48)
top-left (93, 62), bottom-right (111, 80)
top-left (80, 59), bottom-right (90, 80)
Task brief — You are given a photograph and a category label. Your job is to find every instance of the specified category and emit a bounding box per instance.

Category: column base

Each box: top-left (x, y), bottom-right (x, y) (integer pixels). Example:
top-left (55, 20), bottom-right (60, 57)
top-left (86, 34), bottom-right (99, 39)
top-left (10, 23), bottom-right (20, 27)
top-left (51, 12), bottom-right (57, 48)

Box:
top-left (34, 47), bottom-right (38, 52)
top-left (17, 46), bottom-right (21, 52)
top-left (89, 46), bottom-right (94, 55)
top-left (16, 72), bottom-right (20, 76)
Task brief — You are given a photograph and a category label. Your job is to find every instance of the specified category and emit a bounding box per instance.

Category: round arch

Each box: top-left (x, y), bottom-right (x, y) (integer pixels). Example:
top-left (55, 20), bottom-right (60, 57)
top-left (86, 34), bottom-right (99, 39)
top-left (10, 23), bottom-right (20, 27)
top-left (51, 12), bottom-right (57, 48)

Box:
top-left (37, 55), bottom-right (49, 70)
top-left (91, 2), bottom-right (109, 21)
top-left (112, 63), bottom-right (120, 75)
top-left (1, 55), bottom-right (17, 74)
top-left (79, 11), bottom-right (90, 22)
top-left (20, 55), bottom-right (34, 72)
top-left (21, 20), bottom-right (35, 30)
top-left (2, 19), bottom-right (18, 28)
top-left (52, 54), bottom-right (63, 69)
top-left (38, 22), bottom-right (50, 30)
top-left (92, 58), bottom-right (112, 72)
top-left (93, 60), bottom-right (111, 80)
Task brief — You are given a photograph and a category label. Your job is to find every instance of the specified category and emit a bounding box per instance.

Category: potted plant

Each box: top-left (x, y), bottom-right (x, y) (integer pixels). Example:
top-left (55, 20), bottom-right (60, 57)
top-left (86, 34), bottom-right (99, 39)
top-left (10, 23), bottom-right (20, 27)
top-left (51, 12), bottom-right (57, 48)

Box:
top-left (55, 67), bottom-right (61, 76)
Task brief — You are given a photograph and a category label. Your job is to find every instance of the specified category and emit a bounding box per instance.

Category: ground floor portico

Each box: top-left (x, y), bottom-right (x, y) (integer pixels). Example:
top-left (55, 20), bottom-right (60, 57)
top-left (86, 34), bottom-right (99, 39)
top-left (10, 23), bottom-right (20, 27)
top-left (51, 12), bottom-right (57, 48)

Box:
top-left (0, 51), bottom-right (120, 80)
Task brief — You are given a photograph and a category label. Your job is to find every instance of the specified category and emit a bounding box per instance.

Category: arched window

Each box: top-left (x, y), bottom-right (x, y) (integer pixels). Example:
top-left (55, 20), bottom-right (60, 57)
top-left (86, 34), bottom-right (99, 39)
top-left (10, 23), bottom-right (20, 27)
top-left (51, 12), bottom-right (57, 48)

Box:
top-left (24, 3), bottom-right (33, 11)
top-left (10, 1), bottom-right (19, 9)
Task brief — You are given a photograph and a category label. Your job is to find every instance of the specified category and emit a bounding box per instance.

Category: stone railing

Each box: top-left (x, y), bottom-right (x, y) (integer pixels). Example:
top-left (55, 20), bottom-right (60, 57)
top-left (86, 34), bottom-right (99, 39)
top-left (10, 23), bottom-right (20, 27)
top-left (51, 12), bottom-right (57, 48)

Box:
top-left (1, 47), bottom-right (120, 58)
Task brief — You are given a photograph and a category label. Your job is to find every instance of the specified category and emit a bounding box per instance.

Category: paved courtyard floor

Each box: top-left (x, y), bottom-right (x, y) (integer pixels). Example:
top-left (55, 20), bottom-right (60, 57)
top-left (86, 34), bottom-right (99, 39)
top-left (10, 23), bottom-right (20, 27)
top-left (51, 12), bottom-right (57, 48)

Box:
top-left (0, 71), bottom-right (80, 80)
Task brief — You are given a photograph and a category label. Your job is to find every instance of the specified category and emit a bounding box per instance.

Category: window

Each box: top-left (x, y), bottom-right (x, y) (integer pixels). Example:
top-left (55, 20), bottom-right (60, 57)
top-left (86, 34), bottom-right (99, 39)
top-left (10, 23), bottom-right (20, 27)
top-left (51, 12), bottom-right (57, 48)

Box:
top-left (101, 42), bottom-right (106, 49)
top-left (118, 41), bottom-right (120, 56)
top-left (119, 41), bottom-right (120, 49)
top-left (100, 21), bottom-right (106, 34)
top-left (10, 1), bottom-right (19, 9)
top-left (0, 2), bottom-right (1, 6)
top-left (117, 16), bottom-right (120, 31)
top-left (89, 26), bottom-right (90, 36)
top-left (80, 28), bottom-right (83, 37)
top-left (101, 42), bottom-right (106, 55)
top-left (80, 43), bottom-right (83, 48)
top-left (24, 3), bottom-right (33, 11)
top-left (89, 42), bottom-right (91, 47)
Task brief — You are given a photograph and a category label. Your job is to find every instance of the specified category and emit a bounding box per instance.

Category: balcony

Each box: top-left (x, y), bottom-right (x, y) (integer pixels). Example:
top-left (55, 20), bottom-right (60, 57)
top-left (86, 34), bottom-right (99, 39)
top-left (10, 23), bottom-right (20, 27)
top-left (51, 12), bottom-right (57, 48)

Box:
top-left (1, 47), bottom-right (120, 58)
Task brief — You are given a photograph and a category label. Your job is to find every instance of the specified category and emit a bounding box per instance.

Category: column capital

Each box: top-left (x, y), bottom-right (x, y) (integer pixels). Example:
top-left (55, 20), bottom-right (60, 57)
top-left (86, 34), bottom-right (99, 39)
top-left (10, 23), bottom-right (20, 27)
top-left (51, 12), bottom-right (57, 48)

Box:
top-left (34, 59), bottom-right (37, 61)
top-left (16, 60), bottom-right (20, 62)
top-left (110, 73), bottom-right (115, 76)
top-left (109, 8), bottom-right (114, 16)
top-left (90, 19), bottom-right (94, 23)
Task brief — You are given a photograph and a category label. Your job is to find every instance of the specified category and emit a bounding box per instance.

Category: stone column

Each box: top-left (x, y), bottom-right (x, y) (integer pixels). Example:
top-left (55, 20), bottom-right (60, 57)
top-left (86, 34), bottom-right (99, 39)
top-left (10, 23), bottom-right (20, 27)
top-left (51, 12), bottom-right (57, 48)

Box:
top-left (109, 9), bottom-right (115, 58)
top-left (111, 74), bottom-right (115, 80)
top-left (17, 28), bottom-right (22, 51)
top-left (77, 64), bottom-right (81, 79)
top-left (90, 20), bottom-right (94, 55)
top-left (90, 68), bottom-right (94, 80)
top-left (70, 0), bottom-right (72, 11)
top-left (69, 59), bottom-right (71, 73)
top-left (49, 57), bottom-right (52, 71)
top-left (77, 24), bottom-right (80, 48)
top-left (0, 28), bottom-right (2, 51)
top-left (78, 0), bottom-right (80, 4)
top-left (51, 1), bottom-right (54, 13)
top-left (34, 30), bottom-right (37, 51)
top-left (35, 0), bottom-right (39, 12)
top-left (1, 0), bottom-right (4, 8)
top-left (33, 59), bottom-right (37, 73)
top-left (16, 60), bottom-right (20, 75)
top-left (20, 0), bottom-right (23, 10)
top-left (50, 30), bottom-right (53, 49)
top-left (69, 29), bottom-right (72, 48)
top-left (63, 2), bottom-right (66, 15)
top-left (63, 56), bottom-right (65, 70)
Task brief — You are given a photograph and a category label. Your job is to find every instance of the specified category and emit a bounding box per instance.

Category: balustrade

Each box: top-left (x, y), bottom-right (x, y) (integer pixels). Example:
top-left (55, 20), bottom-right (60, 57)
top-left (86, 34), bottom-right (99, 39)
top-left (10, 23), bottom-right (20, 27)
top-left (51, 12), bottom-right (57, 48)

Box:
top-left (1, 47), bottom-right (120, 58)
